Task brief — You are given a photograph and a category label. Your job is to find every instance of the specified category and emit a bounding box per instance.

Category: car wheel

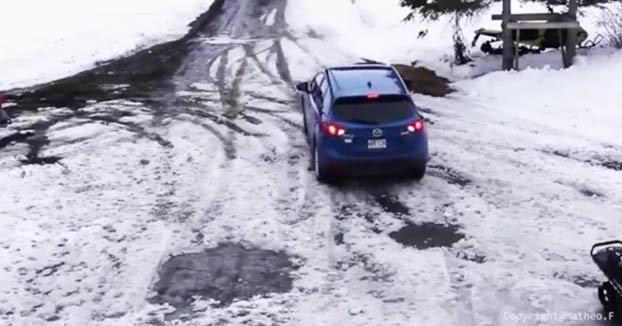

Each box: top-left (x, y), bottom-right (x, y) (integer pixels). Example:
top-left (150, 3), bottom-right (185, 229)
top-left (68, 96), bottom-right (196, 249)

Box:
top-left (303, 116), bottom-right (309, 143)
top-left (411, 164), bottom-right (426, 180)
top-left (313, 144), bottom-right (330, 183)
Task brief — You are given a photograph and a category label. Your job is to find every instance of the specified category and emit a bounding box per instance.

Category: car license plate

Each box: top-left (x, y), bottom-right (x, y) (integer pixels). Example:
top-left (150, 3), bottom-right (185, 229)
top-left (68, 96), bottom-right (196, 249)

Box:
top-left (368, 139), bottom-right (386, 149)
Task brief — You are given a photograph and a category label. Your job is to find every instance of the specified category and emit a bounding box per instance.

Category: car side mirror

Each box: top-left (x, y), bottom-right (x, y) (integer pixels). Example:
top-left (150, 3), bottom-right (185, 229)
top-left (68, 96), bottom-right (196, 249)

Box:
top-left (296, 82), bottom-right (309, 92)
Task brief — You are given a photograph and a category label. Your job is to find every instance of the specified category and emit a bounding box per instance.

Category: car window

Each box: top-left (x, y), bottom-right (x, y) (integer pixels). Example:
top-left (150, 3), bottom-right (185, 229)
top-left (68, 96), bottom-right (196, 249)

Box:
top-left (330, 68), bottom-right (405, 95)
top-left (312, 73), bottom-right (325, 107)
top-left (309, 73), bottom-right (320, 93)
top-left (332, 96), bottom-right (416, 125)
top-left (321, 80), bottom-right (331, 109)
top-left (309, 80), bottom-right (317, 93)
top-left (314, 73), bottom-right (325, 88)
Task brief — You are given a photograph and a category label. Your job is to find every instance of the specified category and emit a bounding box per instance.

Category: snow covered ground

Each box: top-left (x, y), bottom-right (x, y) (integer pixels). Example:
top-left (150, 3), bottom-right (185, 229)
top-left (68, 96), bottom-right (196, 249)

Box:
top-left (1, 0), bottom-right (621, 325)
top-left (0, 0), bottom-right (214, 90)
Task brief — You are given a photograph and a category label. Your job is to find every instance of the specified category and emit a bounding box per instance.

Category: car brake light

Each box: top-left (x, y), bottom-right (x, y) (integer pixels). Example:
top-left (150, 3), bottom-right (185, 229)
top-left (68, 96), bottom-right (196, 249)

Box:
top-left (367, 92), bottom-right (379, 99)
top-left (323, 122), bottom-right (346, 136)
top-left (407, 120), bottom-right (424, 133)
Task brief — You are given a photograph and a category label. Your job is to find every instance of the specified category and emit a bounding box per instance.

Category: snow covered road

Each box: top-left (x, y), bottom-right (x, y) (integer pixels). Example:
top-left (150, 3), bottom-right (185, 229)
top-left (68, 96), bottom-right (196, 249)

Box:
top-left (1, 0), bottom-right (621, 325)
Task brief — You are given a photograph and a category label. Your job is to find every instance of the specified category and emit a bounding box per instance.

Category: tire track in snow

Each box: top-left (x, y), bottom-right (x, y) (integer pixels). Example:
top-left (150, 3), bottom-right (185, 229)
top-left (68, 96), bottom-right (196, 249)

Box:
top-left (272, 40), bottom-right (294, 87)
top-left (373, 183), bottom-right (478, 321)
top-left (243, 44), bottom-right (283, 86)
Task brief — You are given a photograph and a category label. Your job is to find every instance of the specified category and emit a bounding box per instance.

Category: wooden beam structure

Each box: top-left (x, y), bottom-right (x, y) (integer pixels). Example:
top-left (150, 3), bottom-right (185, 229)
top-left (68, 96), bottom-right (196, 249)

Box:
top-left (506, 21), bottom-right (580, 70)
top-left (492, 13), bottom-right (573, 21)
top-left (494, 0), bottom-right (579, 70)
top-left (506, 21), bottom-right (580, 30)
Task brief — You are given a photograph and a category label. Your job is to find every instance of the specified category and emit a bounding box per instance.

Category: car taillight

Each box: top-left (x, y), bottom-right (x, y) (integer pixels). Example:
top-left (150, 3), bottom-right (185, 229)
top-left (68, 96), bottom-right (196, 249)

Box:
top-left (367, 92), bottom-right (379, 99)
top-left (322, 121), bottom-right (346, 136)
top-left (407, 120), bottom-right (424, 133)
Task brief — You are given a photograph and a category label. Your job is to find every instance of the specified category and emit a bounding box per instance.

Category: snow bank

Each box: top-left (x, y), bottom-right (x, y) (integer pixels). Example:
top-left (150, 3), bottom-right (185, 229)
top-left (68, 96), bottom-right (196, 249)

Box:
top-left (455, 49), bottom-right (622, 144)
top-left (0, 0), bottom-right (214, 90)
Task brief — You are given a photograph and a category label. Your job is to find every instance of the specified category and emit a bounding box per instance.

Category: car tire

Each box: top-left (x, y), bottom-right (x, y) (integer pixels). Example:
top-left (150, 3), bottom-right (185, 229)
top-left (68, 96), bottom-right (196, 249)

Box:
top-left (303, 115), bottom-right (309, 142)
top-left (313, 144), bottom-right (330, 183)
top-left (411, 164), bottom-right (426, 180)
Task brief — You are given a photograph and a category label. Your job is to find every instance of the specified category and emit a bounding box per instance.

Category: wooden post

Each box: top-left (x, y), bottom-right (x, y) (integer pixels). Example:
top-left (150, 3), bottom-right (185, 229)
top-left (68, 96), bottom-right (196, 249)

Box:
top-left (514, 28), bottom-right (521, 70)
top-left (501, 0), bottom-right (513, 70)
top-left (558, 29), bottom-right (567, 68)
top-left (564, 0), bottom-right (578, 68)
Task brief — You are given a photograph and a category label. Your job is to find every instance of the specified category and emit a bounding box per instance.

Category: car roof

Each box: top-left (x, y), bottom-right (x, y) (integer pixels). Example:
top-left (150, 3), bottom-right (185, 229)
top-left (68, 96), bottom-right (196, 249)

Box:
top-left (326, 64), bottom-right (407, 98)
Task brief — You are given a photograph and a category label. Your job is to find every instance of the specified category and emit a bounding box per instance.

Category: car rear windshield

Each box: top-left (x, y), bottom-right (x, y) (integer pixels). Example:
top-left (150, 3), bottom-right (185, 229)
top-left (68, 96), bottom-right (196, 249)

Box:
top-left (332, 96), bottom-right (416, 125)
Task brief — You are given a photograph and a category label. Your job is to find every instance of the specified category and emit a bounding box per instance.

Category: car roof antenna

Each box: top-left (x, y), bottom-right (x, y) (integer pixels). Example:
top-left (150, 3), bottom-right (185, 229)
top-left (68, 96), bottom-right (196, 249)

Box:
top-left (367, 81), bottom-right (372, 89)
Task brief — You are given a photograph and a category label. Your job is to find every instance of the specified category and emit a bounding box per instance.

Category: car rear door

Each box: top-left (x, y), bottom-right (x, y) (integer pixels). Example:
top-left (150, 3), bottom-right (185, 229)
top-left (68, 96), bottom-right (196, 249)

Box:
top-left (329, 95), bottom-right (421, 156)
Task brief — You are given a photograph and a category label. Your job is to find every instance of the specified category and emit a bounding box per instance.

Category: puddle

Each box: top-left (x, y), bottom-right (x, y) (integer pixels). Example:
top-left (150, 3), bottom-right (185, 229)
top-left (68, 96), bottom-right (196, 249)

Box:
top-left (150, 243), bottom-right (293, 311)
top-left (389, 222), bottom-right (464, 249)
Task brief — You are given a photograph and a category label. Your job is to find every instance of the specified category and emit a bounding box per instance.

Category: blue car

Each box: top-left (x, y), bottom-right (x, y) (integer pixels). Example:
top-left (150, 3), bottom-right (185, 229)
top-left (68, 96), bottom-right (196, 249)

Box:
top-left (296, 63), bottom-right (429, 182)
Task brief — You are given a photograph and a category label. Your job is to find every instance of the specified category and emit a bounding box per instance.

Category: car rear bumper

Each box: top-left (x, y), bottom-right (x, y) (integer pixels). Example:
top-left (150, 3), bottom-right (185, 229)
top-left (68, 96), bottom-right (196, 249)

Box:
top-left (319, 144), bottom-right (429, 176)
top-left (326, 159), bottom-right (426, 176)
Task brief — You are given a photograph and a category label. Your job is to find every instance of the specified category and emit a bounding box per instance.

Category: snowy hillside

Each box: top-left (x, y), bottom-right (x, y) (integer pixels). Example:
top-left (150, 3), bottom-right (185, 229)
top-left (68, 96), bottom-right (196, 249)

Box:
top-left (0, 0), bottom-right (215, 90)
top-left (286, 0), bottom-right (615, 78)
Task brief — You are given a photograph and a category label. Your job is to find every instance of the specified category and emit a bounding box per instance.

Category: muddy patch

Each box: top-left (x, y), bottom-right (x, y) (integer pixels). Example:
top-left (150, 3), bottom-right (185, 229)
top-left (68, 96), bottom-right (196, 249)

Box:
top-left (240, 113), bottom-right (263, 125)
top-left (543, 149), bottom-right (622, 172)
top-left (150, 243), bottom-right (294, 313)
top-left (389, 222), bottom-right (464, 249)
top-left (20, 156), bottom-right (62, 166)
top-left (546, 149), bottom-right (572, 159)
top-left (596, 157), bottom-right (622, 171)
top-left (578, 187), bottom-right (605, 198)
top-left (454, 251), bottom-right (487, 264)
top-left (334, 252), bottom-right (395, 283)
top-left (0, 131), bottom-right (34, 150)
top-left (392, 64), bottom-right (454, 97)
top-left (553, 272), bottom-right (601, 288)
top-left (554, 180), bottom-right (606, 199)
top-left (373, 193), bottom-right (410, 217)
top-left (571, 275), bottom-right (601, 288)
top-left (334, 232), bottom-right (345, 245)
top-left (428, 164), bottom-right (472, 187)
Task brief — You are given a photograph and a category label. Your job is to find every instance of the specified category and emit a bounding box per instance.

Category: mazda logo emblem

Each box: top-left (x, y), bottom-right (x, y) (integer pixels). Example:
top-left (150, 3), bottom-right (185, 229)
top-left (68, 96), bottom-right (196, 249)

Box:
top-left (372, 128), bottom-right (383, 137)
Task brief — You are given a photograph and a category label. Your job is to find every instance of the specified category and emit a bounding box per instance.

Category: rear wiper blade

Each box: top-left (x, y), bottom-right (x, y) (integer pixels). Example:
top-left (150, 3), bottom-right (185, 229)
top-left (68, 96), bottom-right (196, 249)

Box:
top-left (346, 119), bottom-right (377, 125)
